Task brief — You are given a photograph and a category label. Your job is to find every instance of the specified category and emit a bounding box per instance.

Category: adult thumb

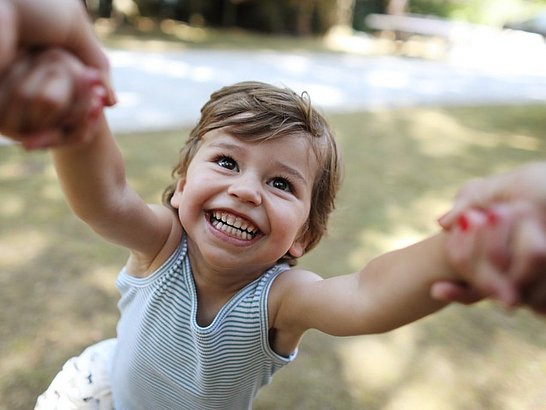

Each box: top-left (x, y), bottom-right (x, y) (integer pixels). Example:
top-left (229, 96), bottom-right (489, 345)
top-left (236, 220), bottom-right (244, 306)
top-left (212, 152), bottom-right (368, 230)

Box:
top-left (0, 0), bottom-right (16, 74)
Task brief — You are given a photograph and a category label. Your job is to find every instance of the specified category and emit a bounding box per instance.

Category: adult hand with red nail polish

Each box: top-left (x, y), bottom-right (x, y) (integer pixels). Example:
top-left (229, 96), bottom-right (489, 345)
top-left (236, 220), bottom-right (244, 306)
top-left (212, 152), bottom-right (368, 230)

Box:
top-left (0, 48), bottom-right (105, 149)
top-left (432, 163), bottom-right (546, 315)
top-left (435, 207), bottom-right (519, 307)
top-left (0, 0), bottom-right (116, 106)
top-left (438, 163), bottom-right (546, 230)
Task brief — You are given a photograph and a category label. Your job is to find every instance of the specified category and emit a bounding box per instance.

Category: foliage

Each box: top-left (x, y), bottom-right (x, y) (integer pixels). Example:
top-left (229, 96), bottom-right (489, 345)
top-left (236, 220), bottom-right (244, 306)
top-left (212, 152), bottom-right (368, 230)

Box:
top-left (409, 0), bottom-right (546, 25)
top-left (90, 0), bottom-right (546, 34)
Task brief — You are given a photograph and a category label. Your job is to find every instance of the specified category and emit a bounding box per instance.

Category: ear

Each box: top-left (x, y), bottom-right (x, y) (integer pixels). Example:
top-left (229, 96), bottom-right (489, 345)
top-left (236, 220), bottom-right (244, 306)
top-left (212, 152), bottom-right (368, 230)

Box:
top-left (288, 237), bottom-right (307, 258)
top-left (170, 178), bottom-right (185, 209)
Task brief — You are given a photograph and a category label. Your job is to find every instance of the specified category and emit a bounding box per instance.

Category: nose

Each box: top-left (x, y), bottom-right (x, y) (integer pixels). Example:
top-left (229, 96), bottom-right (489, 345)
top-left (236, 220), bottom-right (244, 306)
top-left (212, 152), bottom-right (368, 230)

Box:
top-left (227, 173), bottom-right (262, 206)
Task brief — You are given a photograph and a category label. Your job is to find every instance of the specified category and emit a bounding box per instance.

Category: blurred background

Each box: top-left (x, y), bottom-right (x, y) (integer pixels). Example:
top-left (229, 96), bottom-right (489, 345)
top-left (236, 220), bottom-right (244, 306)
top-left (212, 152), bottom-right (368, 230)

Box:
top-left (2, 0), bottom-right (546, 409)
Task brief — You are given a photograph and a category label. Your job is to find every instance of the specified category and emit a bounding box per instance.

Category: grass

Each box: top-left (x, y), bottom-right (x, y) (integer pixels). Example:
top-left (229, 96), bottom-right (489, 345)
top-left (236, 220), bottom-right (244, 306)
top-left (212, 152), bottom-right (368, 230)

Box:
top-left (1, 103), bottom-right (546, 409)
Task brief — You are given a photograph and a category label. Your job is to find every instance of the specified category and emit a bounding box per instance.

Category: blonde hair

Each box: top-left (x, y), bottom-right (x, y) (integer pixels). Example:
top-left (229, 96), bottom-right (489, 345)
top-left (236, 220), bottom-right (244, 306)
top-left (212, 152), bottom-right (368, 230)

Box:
top-left (163, 81), bottom-right (342, 265)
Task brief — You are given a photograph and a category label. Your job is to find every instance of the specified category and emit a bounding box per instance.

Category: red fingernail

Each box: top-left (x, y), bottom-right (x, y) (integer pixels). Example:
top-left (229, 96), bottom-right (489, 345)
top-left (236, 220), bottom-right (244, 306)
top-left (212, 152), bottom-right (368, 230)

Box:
top-left (457, 214), bottom-right (470, 231)
top-left (92, 85), bottom-right (108, 106)
top-left (486, 209), bottom-right (499, 225)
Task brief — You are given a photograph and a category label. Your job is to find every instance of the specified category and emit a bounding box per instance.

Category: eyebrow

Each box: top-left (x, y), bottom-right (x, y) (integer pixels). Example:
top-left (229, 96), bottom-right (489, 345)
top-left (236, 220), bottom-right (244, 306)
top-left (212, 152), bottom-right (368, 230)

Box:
top-left (208, 142), bottom-right (244, 152)
top-left (273, 162), bottom-right (306, 184)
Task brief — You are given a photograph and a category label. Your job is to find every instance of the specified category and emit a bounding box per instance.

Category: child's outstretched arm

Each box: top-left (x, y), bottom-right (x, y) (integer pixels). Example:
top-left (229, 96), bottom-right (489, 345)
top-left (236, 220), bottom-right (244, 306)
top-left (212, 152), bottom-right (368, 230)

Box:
top-left (271, 232), bottom-right (459, 348)
top-left (1, 48), bottom-right (179, 275)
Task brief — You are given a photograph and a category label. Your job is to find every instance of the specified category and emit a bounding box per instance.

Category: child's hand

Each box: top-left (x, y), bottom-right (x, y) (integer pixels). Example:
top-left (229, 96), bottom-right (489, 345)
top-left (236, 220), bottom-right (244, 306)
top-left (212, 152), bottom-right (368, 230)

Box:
top-left (0, 48), bottom-right (106, 149)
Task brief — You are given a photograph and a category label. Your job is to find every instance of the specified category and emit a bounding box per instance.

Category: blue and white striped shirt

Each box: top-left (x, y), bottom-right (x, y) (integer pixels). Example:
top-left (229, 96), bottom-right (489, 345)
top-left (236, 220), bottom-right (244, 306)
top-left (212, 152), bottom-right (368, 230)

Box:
top-left (111, 235), bottom-right (296, 409)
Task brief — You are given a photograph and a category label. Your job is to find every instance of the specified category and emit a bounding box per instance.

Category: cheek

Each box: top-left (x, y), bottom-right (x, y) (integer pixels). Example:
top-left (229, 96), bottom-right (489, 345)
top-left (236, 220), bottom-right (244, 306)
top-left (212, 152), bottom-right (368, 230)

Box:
top-left (273, 203), bottom-right (309, 236)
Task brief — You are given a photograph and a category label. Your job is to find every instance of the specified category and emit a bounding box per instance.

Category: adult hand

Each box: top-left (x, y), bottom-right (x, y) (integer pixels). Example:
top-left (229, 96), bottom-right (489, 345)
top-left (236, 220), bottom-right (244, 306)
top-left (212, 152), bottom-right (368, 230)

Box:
top-left (0, 0), bottom-right (115, 105)
top-left (0, 48), bottom-right (106, 150)
top-left (438, 162), bottom-right (546, 230)
top-left (432, 163), bottom-right (546, 314)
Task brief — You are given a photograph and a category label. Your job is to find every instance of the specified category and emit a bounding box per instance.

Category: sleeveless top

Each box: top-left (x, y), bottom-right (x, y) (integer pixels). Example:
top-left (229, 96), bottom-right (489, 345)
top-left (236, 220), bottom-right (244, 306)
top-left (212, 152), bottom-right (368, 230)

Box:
top-left (110, 235), bottom-right (296, 409)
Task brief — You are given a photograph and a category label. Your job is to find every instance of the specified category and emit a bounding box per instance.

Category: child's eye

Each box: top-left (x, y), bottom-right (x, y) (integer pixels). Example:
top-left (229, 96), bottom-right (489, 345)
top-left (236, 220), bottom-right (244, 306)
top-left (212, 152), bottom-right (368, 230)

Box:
top-left (216, 156), bottom-right (238, 171)
top-left (269, 177), bottom-right (292, 193)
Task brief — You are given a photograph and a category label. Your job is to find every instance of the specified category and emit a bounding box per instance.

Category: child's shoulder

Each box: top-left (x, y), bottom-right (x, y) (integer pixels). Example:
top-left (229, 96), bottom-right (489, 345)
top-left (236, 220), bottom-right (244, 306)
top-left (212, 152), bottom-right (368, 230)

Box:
top-left (267, 267), bottom-right (323, 355)
top-left (268, 267), bottom-right (323, 322)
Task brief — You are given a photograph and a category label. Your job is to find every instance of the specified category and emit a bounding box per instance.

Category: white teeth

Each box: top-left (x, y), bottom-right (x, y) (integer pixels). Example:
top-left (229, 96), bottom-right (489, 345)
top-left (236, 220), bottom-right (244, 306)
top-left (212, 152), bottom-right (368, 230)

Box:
top-left (210, 211), bottom-right (258, 240)
top-left (226, 214), bottom-right (235, 226)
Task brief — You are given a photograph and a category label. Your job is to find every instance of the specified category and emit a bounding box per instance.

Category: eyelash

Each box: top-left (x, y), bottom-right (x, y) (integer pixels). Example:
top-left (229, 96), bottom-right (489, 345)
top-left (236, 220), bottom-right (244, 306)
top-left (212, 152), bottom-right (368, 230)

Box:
top-left (214, 154), bottom-right (238, 171)
top-left (213, 154), bottom-right (295, 194)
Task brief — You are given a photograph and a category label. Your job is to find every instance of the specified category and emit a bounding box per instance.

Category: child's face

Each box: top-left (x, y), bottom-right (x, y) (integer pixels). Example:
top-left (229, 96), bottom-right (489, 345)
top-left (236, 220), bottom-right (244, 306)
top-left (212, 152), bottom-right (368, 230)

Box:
top-left (170, 127), bottom-right (318, 274)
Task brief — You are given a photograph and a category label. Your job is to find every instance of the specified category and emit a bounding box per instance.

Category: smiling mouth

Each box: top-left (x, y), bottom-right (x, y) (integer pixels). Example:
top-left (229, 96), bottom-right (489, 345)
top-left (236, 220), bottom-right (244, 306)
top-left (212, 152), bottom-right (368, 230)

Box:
top-left (209, 210), bottom-right (260, 240)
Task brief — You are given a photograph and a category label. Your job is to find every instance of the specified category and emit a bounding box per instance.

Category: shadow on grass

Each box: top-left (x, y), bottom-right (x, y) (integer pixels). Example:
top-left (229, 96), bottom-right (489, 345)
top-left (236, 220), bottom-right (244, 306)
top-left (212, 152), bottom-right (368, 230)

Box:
top-left (1, 105), bottom-right (545, 409)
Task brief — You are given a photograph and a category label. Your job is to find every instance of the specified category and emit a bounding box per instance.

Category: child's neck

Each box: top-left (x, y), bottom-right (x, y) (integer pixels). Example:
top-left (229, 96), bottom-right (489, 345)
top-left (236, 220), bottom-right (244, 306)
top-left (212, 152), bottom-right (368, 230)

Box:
top-left (188, 247), bottom-right (271, 327)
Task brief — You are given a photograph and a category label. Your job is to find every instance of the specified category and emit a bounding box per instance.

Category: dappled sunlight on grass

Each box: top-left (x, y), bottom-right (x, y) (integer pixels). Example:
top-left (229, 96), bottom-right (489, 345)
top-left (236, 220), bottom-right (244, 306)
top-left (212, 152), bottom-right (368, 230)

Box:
top-left (338, 328), bottom-right (418, 392)
top-left (348, 193), bottom-right (451, 271)
top-left (349, 225), bottom-right (426, 271)
top-left (0, 229), bottom-right (49, 268)
top-left (335, 308), bottom-right (546, 409)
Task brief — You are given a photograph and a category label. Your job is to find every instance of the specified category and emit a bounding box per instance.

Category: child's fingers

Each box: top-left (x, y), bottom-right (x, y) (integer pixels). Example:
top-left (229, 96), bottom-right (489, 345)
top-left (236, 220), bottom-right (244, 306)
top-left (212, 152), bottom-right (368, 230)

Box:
top-left (62, 70), bottom-right (106, 130)
top-left (20, 129), bottom-right (65, 150)
top-left (20, 116), bottom-right (98, 150)
top-left (59, 110), bottom-right (103, 147)
top-left (429, 280), bottom-right (484, 304)
top-left (22, 65), bottom-right (75, 130)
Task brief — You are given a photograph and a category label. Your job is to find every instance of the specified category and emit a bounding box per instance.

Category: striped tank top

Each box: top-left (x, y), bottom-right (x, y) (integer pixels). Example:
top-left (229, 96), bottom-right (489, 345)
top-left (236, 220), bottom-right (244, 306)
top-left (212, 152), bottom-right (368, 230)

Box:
top-left (110, 235), bottom-right (296, 409)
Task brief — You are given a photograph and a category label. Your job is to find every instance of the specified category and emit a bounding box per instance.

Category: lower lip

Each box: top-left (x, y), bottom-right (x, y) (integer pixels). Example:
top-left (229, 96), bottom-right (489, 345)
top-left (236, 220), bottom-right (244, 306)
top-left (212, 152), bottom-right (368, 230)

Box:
top-left (205, 213), bottom-right (260, 247)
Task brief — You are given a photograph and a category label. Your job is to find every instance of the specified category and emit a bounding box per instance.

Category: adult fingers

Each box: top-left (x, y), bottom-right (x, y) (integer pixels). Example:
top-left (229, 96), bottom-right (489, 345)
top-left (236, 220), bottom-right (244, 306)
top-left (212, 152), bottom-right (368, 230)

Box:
top-left (510, 212), bottom-right (546, 289)
top-left (1, 0), bottom-right (116, 105)
top-left (446, 209), bottom-right (518, 305)
top-left (0, 0), bottom-right (16, 74)
top-left (438, 174), bottom-right (514, 229)
top-left (522, 280), bottom-right (546, 315)
top-left (0, 53), bottom-right (34, 135)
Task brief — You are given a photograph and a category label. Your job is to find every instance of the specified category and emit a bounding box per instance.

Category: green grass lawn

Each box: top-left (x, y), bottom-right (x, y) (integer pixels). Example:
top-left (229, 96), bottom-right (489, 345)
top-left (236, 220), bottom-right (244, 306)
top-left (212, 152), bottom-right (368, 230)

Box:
top-left (1, 104), bottom-right (546, 409)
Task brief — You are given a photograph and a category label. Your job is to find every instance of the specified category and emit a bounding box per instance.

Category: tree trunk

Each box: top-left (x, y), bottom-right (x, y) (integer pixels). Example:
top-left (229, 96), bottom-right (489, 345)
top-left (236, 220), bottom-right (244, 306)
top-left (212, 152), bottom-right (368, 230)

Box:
top-left (385, 0), bottom-right (408, 16)
top-left (336, 0), bottom-right (355, 27)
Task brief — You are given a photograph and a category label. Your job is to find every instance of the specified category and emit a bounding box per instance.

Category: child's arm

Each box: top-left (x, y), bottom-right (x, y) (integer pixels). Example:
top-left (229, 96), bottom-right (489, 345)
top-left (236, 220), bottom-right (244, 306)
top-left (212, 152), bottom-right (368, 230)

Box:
top-left (271, 232), bottom-right (458, 346)
top-left (1, 48), bottom-right (179, 274)
top-left (51, 115), bottom-right (180, 269)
